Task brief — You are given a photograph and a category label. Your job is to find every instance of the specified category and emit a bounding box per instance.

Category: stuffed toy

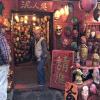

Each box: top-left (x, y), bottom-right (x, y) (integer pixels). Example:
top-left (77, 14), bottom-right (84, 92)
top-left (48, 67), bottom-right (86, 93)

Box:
top-left (81, 86), bottom-right (89, 100)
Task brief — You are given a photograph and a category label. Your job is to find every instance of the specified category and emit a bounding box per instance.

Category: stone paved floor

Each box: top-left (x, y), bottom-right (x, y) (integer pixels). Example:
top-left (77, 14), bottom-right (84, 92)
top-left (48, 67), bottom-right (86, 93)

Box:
top-left (10, 63), bottom-right (64, 100)
top-left (13, 88), bottom-right (64, 100)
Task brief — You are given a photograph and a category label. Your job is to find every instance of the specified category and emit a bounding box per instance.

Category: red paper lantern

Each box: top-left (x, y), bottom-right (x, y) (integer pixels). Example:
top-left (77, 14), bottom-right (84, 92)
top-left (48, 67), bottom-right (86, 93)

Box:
top-left (80, 0), bottom-right (97, 13)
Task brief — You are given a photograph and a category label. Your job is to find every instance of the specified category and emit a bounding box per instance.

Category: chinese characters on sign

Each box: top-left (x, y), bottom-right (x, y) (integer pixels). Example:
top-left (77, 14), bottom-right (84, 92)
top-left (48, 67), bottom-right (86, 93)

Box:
top-left (18, 0), bottom-right (53, 11)
top-left (19, 0), bottom-right (39, 9)
top-left (50, 50), bottom-right (74, 90)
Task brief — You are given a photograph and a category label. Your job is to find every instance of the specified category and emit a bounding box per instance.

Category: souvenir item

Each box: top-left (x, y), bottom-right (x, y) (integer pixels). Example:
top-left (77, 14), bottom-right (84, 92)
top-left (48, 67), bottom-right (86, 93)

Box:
top-left (93, 2), bottom-right (100, 21)
top-left (65, 26), bottom-right (71, 37)
top-left (76, 52), bottom-right (80, 63)
top-left (73, 29), bottom-right (78, 38)
top-left (80, 0), bottom-right (97, 13)
top-left (80, 36), bottom-right (88, 65)
top-left (81, 36), bottom-right (87, 44)
top-left (65, 82), bottom-right (78, 100)
top-left (92, 68), bottom-right (100, 84)
top-left (87, 41), bottom-right (93, 54)
top-left (93, 42), bottom-right (99, 53)
top-left (82, 69), bottom-right (89, 79)
top-left (73, 68), bottom-right (83, 84)
top-left (71, 42), bottom-right (78, 51)
top-left (55, 25), bottom-right (63, 49)
top-left (71, 17), bottom-right (78, 24)
top-left (90, 84), bottom-right (97, 94)
top-left (81, 86), bottom-right (89, 100)
top-left (96, 31), bottom-right (100, 39)
top-left (92, 53), bottom-right (100, 67)
top-left (86, 29), bottom-right (91, 39)
top-left (55, 25), bottom-right (62, 36)
top-left (90, 31), bottom-right (96, 39)
top-left (80, 43), bottom-right (88, 65)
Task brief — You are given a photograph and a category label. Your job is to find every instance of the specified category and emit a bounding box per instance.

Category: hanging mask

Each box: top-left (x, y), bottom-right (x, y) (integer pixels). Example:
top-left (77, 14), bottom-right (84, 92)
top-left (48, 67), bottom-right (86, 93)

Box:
top-left (91, 31), bottom-right (96, 38)
top-left (55, 25), bottom-right (62, 36)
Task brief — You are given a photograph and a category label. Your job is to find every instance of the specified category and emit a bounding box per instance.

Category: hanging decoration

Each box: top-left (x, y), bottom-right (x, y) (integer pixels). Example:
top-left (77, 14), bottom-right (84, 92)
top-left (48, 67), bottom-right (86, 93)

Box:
top-left (54, 10), bottom-right (61, 20)
top-left (93, 3), bottom-right (100, 21)
top-left (54, 5), bottom-right (69, 21)
top-left (71, 16), bottom-right (78, 24)
top-left (80, 0), bottom-right (97, 13)
top-left (68, 3), bottom-right (74, 13)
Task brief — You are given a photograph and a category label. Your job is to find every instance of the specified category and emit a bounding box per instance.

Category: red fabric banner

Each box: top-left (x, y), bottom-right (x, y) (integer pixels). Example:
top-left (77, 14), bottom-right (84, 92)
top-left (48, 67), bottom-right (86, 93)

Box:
top-left (50, 50), bottom-right (74, 90)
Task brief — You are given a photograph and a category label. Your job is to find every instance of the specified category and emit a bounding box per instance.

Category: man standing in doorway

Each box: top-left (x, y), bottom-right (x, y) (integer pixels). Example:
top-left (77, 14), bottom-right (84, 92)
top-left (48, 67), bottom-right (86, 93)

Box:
top-left (0, 24), bottom-right (11, 100)
top-left (34, 26), bottom-right (48, 88)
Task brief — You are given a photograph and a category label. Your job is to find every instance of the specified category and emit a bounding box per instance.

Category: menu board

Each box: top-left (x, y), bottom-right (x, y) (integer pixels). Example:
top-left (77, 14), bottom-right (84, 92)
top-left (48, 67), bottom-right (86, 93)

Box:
top-left (50, 50), bottom-right (74, 90)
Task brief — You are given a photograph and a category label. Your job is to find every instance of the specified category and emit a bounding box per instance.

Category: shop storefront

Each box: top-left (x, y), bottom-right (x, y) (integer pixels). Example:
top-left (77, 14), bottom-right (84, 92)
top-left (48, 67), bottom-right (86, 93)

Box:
top-left (1, 0), bottom-right (100, 100)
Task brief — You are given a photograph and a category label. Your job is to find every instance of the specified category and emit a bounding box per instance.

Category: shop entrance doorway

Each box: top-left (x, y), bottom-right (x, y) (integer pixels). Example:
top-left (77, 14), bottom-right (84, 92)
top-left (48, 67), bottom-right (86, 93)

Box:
top-left (11, 11), bottom-right (53, 65)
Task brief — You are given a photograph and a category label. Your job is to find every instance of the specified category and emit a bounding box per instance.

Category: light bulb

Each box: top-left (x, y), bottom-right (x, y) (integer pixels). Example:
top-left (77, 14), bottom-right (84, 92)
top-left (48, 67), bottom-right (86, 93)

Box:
top-left (64, 5), bottom-right (69, 15)
top-left (32, 15), bottom-right (36, 21)
top-left (15, 15), bottom-right (19, 22)
top-left (24, 15), bottom-right (28, 20)
top-left (60, 8), bottom-right (65, 15)
top-left (54, 10), bottom-right (60, 19)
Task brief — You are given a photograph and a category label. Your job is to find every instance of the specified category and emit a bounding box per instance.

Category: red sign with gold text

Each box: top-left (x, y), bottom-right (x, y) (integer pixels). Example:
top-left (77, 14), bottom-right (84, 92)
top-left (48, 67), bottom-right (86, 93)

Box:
top-left (17, 0), bottom-right (54, 12)
top-left (50, 50), bottom-right (74, 90)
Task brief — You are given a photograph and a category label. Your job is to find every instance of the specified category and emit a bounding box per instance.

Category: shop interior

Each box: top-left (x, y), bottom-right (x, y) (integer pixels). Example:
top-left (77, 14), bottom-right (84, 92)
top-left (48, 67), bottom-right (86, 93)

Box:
top-left (11, 11), bottom-right (53, 65)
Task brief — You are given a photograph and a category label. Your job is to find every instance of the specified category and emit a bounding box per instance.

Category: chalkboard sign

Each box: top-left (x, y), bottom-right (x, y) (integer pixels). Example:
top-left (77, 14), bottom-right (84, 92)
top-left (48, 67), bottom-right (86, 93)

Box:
top-left (50, 50), bottom-right (74, 90)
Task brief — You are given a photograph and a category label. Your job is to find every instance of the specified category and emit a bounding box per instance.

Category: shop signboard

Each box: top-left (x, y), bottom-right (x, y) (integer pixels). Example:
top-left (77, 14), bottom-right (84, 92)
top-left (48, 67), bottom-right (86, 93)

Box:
top-left (50, 50), bottom-right (74, 90)
top-left (17, 0), bottom-right (53, 12)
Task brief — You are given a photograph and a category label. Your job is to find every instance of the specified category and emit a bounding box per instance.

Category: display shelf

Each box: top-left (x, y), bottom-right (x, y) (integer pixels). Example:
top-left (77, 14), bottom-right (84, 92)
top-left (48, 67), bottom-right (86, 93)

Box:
top-left (7, 66), bottom-right (14, 92)
top-left (81, 66), bottom-right (100, 70)
top-left (75, 79), bottom-right (93, 89)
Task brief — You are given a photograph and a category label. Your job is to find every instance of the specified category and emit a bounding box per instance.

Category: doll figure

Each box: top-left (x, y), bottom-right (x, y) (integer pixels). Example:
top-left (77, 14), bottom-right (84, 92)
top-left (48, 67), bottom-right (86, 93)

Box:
top-left (92, 53), bottom-right (100, 67)
top-left (81, 86), bottom-right (89, 100)
top-left (80, 36), bottom-right (88, 66)
top-left (93, 42), bottom-right (99, 53)
top-left (73, 67), bottom-right (83, 84)
top-left (87, 41), bottom-right (93, 55)
top-left (90, 31), bottom-right (96, 39)
top-left (85, 29), bottom-right (91, 39)
top-left (90, 84), bottom-right (97, 94)
top-left (90, 27), bottom-right (96, 39)
top-left (92, 68), bottom-right (100, 84)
